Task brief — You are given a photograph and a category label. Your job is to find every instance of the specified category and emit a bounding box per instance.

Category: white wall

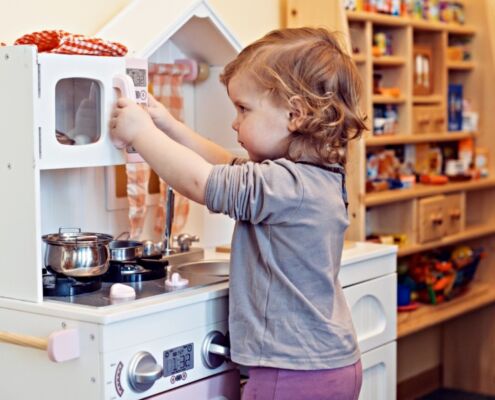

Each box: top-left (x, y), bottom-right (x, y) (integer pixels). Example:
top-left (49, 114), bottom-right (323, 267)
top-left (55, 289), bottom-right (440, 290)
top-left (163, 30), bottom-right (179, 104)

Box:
top-left (0, 0), bottom-right (280, 47)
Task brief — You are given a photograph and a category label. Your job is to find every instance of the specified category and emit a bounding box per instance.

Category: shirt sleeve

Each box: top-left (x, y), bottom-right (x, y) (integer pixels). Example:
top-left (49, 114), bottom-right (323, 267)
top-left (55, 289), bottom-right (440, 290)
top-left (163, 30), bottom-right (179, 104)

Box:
top-left (205, 160), bottom-right (304, 224)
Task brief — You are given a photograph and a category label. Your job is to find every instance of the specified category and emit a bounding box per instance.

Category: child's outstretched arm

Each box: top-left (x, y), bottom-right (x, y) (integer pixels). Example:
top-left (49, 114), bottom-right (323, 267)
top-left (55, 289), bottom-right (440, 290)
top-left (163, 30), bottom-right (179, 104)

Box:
top-left (148, 95), bottom-right (235, 165)
top-left (111, 98), bottom-right (212, 204)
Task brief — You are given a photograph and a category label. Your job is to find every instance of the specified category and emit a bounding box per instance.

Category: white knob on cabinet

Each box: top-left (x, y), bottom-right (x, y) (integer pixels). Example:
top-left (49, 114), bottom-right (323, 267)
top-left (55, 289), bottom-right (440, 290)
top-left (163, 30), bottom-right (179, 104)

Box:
top-left (110, 283), bottom-right (136, 303)
top-left (165, 272), bottom-right (189, 289)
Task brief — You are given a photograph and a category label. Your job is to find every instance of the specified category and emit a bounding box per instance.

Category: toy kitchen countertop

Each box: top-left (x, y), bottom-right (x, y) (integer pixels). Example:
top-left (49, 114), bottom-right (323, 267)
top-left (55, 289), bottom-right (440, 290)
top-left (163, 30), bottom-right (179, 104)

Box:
top-left (0, 242), bottom-right (396, 325)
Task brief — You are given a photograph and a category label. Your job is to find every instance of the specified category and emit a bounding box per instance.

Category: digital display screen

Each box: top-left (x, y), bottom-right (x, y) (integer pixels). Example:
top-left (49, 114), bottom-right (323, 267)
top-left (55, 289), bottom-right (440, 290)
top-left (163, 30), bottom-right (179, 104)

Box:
top-left (163, 343), bottom-right (194, 377)
top-left (126, 68), bottom-right (147, 87)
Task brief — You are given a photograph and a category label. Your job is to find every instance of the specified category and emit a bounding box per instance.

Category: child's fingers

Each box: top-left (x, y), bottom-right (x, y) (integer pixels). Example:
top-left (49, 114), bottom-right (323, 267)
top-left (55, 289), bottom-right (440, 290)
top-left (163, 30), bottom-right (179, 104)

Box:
top-left (116, 97), bottom-right (133, 107)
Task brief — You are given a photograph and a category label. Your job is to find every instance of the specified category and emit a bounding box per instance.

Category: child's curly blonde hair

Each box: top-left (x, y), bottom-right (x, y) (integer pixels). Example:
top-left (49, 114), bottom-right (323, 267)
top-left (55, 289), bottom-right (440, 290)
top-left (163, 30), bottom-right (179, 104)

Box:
top-left (220, 27), bottom-right (367, 166)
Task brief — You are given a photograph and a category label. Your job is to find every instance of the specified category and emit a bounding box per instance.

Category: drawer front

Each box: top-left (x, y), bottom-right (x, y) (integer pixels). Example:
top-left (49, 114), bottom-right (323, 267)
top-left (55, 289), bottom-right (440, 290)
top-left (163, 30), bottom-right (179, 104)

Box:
top-left (413, 106), bottom-right (445, 134)
top-left (359, 342), bottom-right (397, 400)
top-left (444, 193), bottom-right (465, 236)
top-left (343, 273), bottom-right (397, 353)
top-left (418, 195), bottom-right (446, 243)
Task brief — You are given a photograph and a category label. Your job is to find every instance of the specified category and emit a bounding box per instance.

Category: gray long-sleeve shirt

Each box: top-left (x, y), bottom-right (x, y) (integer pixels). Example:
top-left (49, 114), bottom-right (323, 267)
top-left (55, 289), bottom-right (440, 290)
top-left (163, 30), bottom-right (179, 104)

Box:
top-left (205, 158), bottom-right (360, 370)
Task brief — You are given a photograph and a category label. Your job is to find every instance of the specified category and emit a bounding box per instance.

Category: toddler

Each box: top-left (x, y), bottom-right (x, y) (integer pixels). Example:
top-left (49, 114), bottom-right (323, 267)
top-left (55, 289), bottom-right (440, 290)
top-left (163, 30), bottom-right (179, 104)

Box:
top-left (111, 27), bottom-right (367, 400)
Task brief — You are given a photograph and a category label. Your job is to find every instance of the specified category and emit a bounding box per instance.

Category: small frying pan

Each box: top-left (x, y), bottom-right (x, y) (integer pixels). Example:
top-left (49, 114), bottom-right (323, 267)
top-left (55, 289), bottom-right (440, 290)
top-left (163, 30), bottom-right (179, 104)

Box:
top-left (109, 240), bottom-right (144, 261)
top-left (109, 240), bottom-right (168, 270)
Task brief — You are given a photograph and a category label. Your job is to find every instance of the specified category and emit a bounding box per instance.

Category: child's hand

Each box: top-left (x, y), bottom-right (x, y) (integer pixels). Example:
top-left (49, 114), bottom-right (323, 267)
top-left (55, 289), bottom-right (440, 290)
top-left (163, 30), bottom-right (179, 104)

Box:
top-left (111, 98), bottom-right (156, 148)
top-left (147, 94), bottom-right (177, 133)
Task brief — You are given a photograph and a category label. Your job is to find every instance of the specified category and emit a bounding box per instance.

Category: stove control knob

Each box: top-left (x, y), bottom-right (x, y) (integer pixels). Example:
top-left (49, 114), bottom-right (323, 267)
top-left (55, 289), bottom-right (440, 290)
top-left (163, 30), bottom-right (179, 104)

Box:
top-left (202, 330), bottom-right (231, 369)
top-left (128, 351), bottom-right (163, 392)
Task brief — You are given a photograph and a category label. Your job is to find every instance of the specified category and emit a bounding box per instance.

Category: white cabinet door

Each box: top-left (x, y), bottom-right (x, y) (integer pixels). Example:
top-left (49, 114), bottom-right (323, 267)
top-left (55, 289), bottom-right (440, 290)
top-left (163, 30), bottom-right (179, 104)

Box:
top-left (344, 273), bottom-right (397, 353)
top-left (360, 342), bottom-right (396, 400)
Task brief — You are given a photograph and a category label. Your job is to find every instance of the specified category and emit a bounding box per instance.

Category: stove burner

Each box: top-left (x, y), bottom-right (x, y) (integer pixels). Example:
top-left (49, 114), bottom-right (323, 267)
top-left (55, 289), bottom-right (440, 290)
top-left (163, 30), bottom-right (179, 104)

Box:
top-left (103, 258), bottom-right (168, 283)
top-left (43, 269), bottom-right (102, 297)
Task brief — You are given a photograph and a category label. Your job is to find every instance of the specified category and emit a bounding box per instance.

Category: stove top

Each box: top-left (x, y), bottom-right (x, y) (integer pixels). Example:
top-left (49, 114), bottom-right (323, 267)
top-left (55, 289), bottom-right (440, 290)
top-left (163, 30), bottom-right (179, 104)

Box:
top-left (44, 271), bottom-right (228, 308)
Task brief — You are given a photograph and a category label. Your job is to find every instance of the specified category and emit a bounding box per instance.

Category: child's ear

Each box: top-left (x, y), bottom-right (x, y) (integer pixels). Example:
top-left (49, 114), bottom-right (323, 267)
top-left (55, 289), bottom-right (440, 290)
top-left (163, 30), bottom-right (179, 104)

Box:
top-left (287, 96), bottom-right (307, 132)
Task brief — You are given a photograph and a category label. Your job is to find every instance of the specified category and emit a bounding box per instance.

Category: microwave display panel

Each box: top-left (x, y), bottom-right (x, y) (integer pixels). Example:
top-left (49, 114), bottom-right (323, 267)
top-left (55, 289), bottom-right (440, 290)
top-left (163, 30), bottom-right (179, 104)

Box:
top-left (126, 68), bottom-right (147, 87)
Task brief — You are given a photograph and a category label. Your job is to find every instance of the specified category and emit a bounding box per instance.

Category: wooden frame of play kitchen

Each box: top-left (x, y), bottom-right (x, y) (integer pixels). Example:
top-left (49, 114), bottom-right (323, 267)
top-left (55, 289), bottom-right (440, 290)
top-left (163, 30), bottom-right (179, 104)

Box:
top-left (286, 0), bottom-right (495, 398)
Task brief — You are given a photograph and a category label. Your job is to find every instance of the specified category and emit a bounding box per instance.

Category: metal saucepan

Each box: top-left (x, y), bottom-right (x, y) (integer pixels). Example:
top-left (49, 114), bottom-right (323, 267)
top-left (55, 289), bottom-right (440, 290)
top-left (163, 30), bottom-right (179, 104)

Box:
top-left (42, 228), bottom-right (113, 278)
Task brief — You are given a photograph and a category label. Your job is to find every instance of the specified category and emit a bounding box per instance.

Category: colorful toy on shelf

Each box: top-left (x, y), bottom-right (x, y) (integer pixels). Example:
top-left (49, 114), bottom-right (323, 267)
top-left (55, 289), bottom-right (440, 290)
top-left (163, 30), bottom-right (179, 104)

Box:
top-left (373, 31), bottom-right (393, 57)
top-left (404, 246), bottom-right (484, 305)
top-left (448, 83), bottom-right (463, 131)
top-left (373, 104), bottom-right (399, 135)
top-left (413, 45), bottom-right (433, 95)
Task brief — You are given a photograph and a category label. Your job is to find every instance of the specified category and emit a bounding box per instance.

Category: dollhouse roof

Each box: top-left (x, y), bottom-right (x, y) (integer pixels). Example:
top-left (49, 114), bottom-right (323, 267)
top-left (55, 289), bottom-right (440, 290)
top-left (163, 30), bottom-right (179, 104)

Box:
top-left (97, 0), bottom-right (242, 63)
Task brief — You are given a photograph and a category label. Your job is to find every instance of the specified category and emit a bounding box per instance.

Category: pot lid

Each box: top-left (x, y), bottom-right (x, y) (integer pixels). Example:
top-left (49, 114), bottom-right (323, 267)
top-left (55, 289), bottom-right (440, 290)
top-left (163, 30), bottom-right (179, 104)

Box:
top-left (42, 230), bottom-right (113, 246)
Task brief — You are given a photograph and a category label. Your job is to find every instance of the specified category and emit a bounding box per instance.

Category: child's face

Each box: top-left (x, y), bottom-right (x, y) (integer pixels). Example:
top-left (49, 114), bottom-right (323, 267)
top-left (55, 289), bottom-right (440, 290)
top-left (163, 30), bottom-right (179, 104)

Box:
top-left (228, 72), bottom-right (292, 162)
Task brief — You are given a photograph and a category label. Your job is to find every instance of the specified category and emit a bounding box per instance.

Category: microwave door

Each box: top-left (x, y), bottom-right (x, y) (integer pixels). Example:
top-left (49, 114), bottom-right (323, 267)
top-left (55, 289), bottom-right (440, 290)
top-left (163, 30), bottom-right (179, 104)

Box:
top-left (37, 53), bottom-right (127, 169)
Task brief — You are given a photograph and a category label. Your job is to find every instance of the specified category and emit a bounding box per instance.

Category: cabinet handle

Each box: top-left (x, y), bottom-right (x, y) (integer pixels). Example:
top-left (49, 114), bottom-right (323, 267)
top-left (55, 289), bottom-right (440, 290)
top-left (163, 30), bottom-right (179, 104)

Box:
top-left (450, 209), bottom-right (461, 220)
top-left (0, 329), bottom-right (80, 363)
top-left (430, 213), bottom-right (444, 225)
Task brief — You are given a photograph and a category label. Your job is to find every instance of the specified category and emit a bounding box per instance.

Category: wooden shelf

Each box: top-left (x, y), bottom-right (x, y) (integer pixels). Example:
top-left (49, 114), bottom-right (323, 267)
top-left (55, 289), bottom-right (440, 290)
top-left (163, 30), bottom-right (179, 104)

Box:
top-left (373, 95), bottom-right (406, 104)
top-left (346, 11), bottom-right (476, 34)
top-left (447, 61), bottom-right (475, 70)
top-left (413, 95), bottom-right (444, 104)
top-left (346, 11), bottom-right (407, 26)
top-left (365, 131), bottom-right (476, 146)
top-left (352, 54), bottom-right (366, 64)
top-left (373, 56), bottom-right (406, 67)
top-left (365, 177), bottom-right (495, 206)
top-left (398, 282), bottom-right (495, 338)
top-left (397, 224), bottom-right (495, 257)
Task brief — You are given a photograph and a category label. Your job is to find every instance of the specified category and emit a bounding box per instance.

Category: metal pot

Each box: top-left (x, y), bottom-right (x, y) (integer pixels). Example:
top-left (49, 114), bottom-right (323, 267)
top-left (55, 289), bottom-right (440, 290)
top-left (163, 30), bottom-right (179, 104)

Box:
top-left (42, 228), bottom-right (113, 277)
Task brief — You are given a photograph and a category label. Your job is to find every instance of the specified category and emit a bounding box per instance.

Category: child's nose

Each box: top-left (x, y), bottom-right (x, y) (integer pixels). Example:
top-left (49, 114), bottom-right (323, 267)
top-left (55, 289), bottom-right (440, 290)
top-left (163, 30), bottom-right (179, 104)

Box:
top-left (232, 118), bottom-right (239, 132)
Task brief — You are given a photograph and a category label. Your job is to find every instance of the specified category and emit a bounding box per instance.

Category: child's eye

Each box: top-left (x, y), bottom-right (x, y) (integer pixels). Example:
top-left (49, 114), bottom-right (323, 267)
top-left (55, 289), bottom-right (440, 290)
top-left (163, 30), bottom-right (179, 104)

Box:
top-left (238, 105), bottom-right (247, 113)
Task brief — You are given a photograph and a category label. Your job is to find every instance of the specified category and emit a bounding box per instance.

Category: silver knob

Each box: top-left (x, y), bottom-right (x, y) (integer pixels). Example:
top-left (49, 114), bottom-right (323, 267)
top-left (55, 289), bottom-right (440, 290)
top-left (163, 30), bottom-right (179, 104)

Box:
top-left (175, 233), bottom-right (200, 252)
top-left (128, 351), bottom-right (163, 392)
top-left (202, 331), bottom-right (230, 369)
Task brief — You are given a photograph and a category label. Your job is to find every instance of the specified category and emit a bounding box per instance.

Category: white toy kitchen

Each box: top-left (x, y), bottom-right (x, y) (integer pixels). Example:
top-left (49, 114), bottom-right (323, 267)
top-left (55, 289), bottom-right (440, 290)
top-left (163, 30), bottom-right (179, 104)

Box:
top-left (0, 0), bottom-right (397, 399)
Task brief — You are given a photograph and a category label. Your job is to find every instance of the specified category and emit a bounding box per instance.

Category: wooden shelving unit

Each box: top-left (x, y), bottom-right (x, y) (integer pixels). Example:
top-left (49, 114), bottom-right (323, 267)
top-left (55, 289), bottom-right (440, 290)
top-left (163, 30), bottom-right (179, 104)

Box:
top-left (285, 0), bottom-right (495, 396)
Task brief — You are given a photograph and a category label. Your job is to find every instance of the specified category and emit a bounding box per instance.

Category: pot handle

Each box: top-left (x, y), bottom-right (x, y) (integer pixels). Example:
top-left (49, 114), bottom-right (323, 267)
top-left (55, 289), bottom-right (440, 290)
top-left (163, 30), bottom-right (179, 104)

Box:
top-left (0, 329), bottom-right (80, 363)
top-left (59, 227), bottom-right (82, 234)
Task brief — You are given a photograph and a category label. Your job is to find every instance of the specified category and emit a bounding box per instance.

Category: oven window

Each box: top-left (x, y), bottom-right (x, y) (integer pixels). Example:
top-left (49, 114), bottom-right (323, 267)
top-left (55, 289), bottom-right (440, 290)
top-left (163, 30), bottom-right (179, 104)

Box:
top-left (55, 78), bottom-right (101, 145)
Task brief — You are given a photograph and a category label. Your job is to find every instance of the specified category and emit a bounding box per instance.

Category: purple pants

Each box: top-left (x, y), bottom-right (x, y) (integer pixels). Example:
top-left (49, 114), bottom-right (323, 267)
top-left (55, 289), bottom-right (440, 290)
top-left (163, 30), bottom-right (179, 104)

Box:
top-left (242, 360), bottom-right (362, 400)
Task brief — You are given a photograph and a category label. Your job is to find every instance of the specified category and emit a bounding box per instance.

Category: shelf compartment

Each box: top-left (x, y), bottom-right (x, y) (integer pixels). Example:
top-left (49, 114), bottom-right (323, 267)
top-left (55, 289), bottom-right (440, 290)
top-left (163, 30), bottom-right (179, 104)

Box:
top-left (365, 178), bottom-right (495, 206)
top-left (465, 187), bottom-right (495, 229)
top-left (365, 131), bottom-right (476, 146)
top-left (447, 61), bottom-right (475, 70)
top-left (373, 95), bottom-right (406, 104)
top-left (373, 56), bottom-right (406, 67)
top-left (397, 282), bottom-right (495, 338)
top-left (413, 95), bottom-right (444, 104)
top-left (367, 200), bottom-right (416, 248)
top-left (397, 223), bottom-right (495, 257)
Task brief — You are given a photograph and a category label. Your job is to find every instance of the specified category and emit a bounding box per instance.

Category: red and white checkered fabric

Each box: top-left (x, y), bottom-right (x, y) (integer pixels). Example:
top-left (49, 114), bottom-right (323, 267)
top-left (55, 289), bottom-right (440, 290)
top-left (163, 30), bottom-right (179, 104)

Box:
top-left (150, 67), bottom-right (189, 237)
top-left (14, 30), bottom-right (127, 56)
